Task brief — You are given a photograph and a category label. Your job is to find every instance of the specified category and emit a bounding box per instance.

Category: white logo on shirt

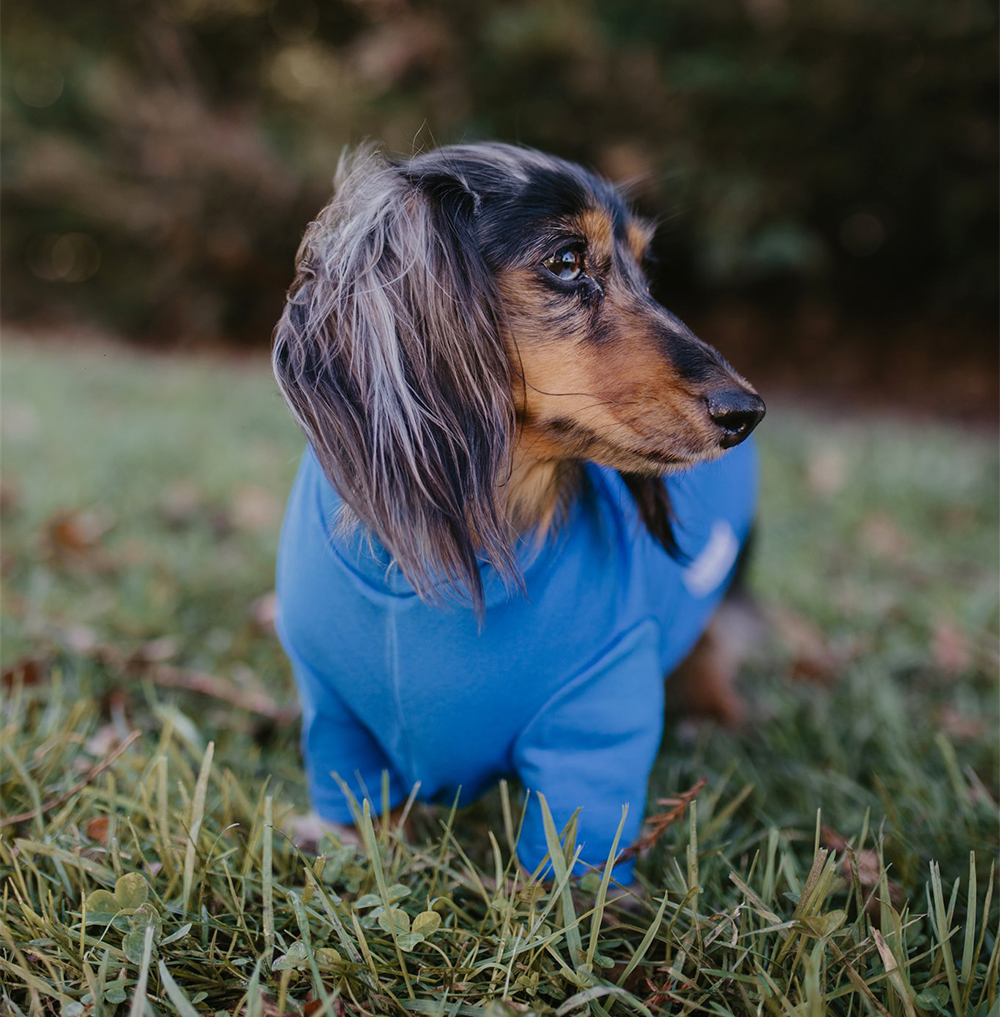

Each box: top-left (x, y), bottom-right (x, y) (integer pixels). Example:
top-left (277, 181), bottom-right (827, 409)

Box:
top-left (682, 520), bottom-right (739, 597)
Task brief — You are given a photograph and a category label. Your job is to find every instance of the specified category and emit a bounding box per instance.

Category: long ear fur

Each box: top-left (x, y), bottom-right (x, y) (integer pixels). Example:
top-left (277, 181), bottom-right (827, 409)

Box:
top-left (618, 472), bottom-right (686, 562)
top-left (272, 148), bottom-right (517, 613)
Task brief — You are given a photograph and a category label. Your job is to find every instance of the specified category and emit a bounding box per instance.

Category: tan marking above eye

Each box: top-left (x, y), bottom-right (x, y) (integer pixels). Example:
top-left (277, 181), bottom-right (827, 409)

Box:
top-left (626, 218), bottom-right (655, 263)
top-left (575, 208), bottom-right (614, 263)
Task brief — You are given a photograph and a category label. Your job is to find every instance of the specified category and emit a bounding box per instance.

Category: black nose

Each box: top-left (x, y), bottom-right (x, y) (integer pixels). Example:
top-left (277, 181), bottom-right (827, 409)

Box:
top-left (707, 389), bottom-right (766, 448)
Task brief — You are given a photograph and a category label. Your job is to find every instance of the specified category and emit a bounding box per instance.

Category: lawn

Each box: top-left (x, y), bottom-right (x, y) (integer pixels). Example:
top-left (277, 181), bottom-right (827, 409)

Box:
top-left (1, 335), bottom-right (997, 1015)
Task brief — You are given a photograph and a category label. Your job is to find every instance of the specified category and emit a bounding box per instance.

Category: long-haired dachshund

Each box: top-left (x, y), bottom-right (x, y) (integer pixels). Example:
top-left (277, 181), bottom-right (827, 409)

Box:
top-left (272, 143), bottom-right (764, 882)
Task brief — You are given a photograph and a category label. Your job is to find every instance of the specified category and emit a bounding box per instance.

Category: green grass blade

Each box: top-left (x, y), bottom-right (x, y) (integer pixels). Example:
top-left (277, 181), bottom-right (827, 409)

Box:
top-left (181, 741), bottom-right (214, 912)
top-left (586, 804), bottom-right (627, 969)
top-left (616, 891), bottom-right (669, 987)
top-left (157, 960), bottom-right (200, 1017)
top-left (127, 924), bottom-right (155, 1017)
top-left (536, 793), bottom-right (584, 971)
top-left (929, 860), bottom-right (964, 1017)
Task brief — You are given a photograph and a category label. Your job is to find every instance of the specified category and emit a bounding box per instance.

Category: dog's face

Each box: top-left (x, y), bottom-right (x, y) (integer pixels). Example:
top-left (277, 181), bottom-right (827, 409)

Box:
top-left (435, 145), bottom-right (764, 476)
top-left (273, 142), bottom-right (764, 610)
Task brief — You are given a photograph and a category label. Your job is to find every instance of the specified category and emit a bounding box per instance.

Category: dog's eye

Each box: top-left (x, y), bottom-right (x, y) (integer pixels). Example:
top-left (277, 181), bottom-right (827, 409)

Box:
top-left (542, 246), bottom-right (584, 282)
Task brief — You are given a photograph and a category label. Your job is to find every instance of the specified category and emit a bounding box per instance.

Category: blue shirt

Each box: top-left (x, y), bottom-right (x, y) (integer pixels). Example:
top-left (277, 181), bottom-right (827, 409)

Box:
top-left (276, 439), bottom-right (758, 883)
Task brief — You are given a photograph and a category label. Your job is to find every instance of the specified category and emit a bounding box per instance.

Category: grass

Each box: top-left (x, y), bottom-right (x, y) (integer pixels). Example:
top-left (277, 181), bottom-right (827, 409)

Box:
top-left (1, 334), bottom-right (997, 1015)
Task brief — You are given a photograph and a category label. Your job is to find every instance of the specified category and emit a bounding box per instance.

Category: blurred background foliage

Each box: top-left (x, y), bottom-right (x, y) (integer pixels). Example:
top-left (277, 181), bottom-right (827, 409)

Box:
top-left (2, 0), bottom-right (997, 410)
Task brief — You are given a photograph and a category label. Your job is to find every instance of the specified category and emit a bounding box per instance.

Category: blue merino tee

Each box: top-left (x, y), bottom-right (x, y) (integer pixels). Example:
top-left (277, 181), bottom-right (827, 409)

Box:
top-left (275, 438), bottom-right (758, 884)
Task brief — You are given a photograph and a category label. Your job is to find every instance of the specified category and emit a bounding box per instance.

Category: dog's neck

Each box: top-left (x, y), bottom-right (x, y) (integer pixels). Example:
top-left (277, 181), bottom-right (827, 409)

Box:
top-left (504, 445), bottom-right (582, 540)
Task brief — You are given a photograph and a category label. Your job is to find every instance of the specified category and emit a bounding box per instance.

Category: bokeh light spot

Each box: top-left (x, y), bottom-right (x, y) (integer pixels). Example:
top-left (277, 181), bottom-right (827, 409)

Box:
top-left (14, 63), bottom-right (64, 108)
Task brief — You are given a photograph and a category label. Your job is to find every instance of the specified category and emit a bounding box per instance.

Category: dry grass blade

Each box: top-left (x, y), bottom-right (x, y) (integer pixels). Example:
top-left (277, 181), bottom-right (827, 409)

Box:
top-left (871, 929), bottom-right (917, 1017)
top-left (0, 730), bottom-right (141, 828)
top-left (619, 778), bottom-right (707, 862)
top-left (263, 795), bottom-right (275, 968)
top-left (2, 348), bottom-right (997, 1015)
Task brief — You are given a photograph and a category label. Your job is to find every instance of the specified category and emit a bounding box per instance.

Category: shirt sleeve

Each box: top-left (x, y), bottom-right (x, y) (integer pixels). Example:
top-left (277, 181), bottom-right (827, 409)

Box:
top-left (512, 620), bottom-right (663, 886)
top-left (279, 624), bottom-right (409, 825)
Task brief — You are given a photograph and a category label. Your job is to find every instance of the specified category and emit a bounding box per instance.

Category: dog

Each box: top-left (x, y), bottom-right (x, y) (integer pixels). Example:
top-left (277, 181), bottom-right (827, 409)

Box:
top-left (271, 143), bottom-right (764, 883)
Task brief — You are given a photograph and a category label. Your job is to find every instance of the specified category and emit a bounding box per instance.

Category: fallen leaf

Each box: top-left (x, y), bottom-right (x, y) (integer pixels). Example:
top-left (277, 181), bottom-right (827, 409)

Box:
top-left (931, 620), bottom-right (970, 676)
top-left (62, 624), bottom-right (98, 653)
top-left (1, 655), bottom-right (48, 688)
top-left (85, 724), bottom-right (121, 759)
top-left (85, 816), bottom-right (110, 843)
top-left (860, 513), bottom-right (911, 561)
top-left (303, 996), bottom-right (345, 1017)
top-left (135, 637), bottom-right (177, 663)
top-left (45, 508), bottom-right (113, 553)
top-left (158, 480), bottom-right (203, 527)
top-left (209, 511), bottom-right (235, 538)
top-left (771, 607), bottom-right (838, 684)
top-left (936, 505), bottom-right (976, 531)
top-left (0, 478), bottom-right (21, 516)
top-left (231, 485), bottom-right (280, 532)
top-left (89, 643), bottom-right (297, 723)
top-left (821, 825), bottom-right (904, 916)
top-left (936, 707), bottom-right (984, 741)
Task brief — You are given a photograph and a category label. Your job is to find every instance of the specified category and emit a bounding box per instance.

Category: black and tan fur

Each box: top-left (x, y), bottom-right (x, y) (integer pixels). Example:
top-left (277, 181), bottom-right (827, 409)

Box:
top-left (272, 143), bottom-right (764, 714)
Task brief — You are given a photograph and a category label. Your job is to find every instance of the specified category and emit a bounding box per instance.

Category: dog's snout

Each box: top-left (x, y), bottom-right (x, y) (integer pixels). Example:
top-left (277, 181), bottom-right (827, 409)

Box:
top-left (707, 389), bottom-right (766, 448)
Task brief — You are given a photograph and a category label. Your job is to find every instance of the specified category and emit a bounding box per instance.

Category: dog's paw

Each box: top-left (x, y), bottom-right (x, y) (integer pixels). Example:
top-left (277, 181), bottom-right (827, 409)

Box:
top-left (283, 811), bottom-right (360, 853)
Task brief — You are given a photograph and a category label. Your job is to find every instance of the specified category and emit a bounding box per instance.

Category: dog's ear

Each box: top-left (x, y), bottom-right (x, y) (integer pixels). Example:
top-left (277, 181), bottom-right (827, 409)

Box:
top-left (618, 473), bottom-right (685, 562)
top-left (272, 149), bottom-right (517, 613)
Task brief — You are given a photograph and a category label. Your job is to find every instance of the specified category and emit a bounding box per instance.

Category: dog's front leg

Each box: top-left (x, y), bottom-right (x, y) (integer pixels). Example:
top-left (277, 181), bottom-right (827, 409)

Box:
top-left (512, 625), bottom-right (664, 888)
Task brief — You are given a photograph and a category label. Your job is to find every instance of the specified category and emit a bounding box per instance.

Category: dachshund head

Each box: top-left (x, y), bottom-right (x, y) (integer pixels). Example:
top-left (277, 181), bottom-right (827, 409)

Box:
top-left (273, 143), bottom-right (764, 611)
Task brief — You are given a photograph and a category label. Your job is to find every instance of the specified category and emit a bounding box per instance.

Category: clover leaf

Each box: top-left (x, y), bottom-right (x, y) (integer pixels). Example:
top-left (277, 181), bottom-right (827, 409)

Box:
top-left (315, 947), bottom-right (342, 969)
top-left (84, 872), bottom-right (153, 925)
top-left (376, 907), bottom-right (410, 936)
top-left (114, 873), bottom-right (149, 910)
top-left (272, 941), bottom-right (310, 972)
top-left (412, 911), bottom-right (441, 936)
